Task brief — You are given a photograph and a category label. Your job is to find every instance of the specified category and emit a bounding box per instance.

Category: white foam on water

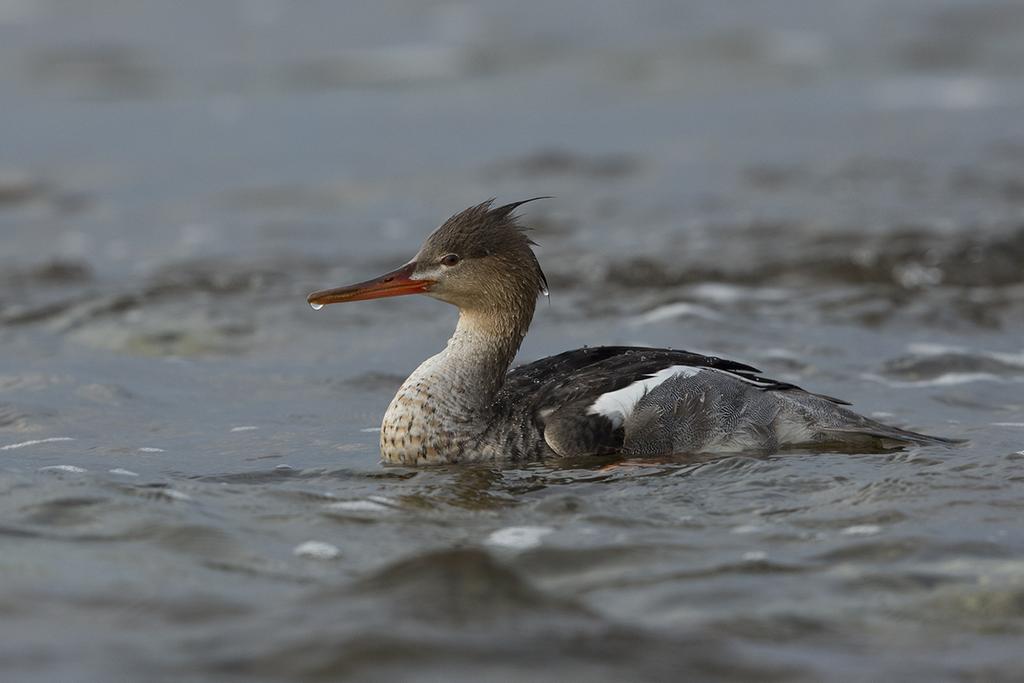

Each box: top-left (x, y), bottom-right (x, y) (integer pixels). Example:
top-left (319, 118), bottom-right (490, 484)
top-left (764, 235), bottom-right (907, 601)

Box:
top-left (991, 423), bottom-right (1024, 428)
top-left (293, 541), bottom-right (340, 559)
top-left (730, 524), bottom-right (762, 535)
top-left (485, 526), bottom-right (553, 550)
top-left (990, 351), bottom-right (1024, 367)
top-left (842, 524), bottom-right (882, 536)
top-left (631, 302), bottom-right (723, 325)
top-left (2, 437), bottom-right (75, 451)
top-left (906, 343), bottom-right (1024, 367)
top-left (741, 551), bottom-right (767, 561)
top-left (690, 283), bottom-right (746, 303)
top-left (907, 342), bottom-right (969, 356)
top-left (38, 465), bottom-right (86, 473)
top-left (360, 427), bottom-right (382, 433)
top-left (137, 447), bottom-right (166, 453)
top-left (162, 489), bottom-right (191, 501)
top-left (325, 500), bottom-right (392, 512)
top-left (758, 347), bottom-right (801, 360)
top-left (863, 372), bottom-right (1013, 388)
top-left (230, 426), bottom-right (259, 432)
top-left (872, 77), bottom-right (998, 111)
top-left (109, 468), bottom-right (139, 477)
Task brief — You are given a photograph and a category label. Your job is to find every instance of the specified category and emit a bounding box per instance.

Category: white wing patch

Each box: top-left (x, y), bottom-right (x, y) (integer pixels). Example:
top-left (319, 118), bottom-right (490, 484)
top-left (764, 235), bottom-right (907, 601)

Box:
top-left (588, 365), bottom-right (702, 428)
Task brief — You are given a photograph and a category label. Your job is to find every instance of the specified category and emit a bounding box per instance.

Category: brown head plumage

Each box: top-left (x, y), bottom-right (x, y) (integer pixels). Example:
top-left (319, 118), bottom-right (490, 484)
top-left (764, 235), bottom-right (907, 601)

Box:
top-left (307, 198), bottom-right (549, 323)
top-left (410, 198), bottom-right (549, 312)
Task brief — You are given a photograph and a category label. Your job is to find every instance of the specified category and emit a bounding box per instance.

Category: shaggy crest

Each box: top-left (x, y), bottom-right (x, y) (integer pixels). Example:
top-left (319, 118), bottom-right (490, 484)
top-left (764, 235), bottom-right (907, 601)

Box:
top-left (419, 197), bottom-right (550, 297)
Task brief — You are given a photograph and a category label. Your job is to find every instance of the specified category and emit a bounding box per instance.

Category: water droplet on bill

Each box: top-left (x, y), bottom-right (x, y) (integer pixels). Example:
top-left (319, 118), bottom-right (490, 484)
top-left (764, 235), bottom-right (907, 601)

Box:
top-left (310, 302), bottom-right (324, 311)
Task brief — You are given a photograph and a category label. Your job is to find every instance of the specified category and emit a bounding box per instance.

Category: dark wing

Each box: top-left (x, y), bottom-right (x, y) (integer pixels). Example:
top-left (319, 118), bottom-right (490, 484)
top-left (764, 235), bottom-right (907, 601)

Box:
top-left (505, 345), bottom-right (837, 410)
top-left (499, 346), bottom-right (848, 457)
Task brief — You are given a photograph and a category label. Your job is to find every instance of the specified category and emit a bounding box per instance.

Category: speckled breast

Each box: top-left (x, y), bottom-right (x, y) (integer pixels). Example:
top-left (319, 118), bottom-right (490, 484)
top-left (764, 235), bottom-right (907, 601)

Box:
top-left (379, 379), bottom-right (458, 465)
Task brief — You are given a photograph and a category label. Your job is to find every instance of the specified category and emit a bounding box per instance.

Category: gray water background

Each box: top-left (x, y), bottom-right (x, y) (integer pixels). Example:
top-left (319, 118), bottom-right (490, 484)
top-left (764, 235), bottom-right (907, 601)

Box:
top-left (2, 1), bottom-right (1024, 680)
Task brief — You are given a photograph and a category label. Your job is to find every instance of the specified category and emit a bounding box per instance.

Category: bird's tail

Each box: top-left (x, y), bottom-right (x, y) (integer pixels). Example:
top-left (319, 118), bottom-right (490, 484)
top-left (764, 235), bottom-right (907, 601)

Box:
top-left (823, 420), bottom-right (966, 447)
top-left (782, 393), bottom-right (966, 448)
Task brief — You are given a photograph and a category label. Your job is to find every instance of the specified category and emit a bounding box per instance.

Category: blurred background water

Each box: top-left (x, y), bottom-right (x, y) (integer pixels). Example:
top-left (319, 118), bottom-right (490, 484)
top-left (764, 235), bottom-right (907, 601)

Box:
top-left (2, 1), bottom-right (1024, 681)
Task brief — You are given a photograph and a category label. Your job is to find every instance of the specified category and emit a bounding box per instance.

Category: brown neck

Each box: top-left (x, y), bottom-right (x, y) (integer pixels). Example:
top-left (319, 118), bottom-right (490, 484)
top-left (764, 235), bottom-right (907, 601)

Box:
top-left (445, 298), bottom-right (535, 403)
top-left (379, 294), bottom-right (537, 465)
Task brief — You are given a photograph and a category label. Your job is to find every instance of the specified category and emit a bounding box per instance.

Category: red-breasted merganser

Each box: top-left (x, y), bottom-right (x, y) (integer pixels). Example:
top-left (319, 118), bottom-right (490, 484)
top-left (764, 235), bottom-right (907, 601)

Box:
top-left (308, 199), bottom-right (956, 465)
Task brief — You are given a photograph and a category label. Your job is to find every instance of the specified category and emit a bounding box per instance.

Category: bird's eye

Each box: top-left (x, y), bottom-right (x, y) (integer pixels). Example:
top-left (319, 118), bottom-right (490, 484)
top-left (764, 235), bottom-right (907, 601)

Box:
top-left (440, 253), bottom-right (460, 267)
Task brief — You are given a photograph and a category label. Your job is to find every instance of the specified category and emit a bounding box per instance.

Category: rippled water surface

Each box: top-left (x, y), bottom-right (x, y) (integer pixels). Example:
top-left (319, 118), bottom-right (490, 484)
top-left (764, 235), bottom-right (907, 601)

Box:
top-left (3, 1), bottom-right (1024, 681)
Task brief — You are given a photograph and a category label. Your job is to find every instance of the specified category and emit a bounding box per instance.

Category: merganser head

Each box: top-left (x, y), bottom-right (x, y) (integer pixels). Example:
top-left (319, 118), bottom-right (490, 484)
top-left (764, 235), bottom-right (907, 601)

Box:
top-left (308, 198), bottom-right (549, 314)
